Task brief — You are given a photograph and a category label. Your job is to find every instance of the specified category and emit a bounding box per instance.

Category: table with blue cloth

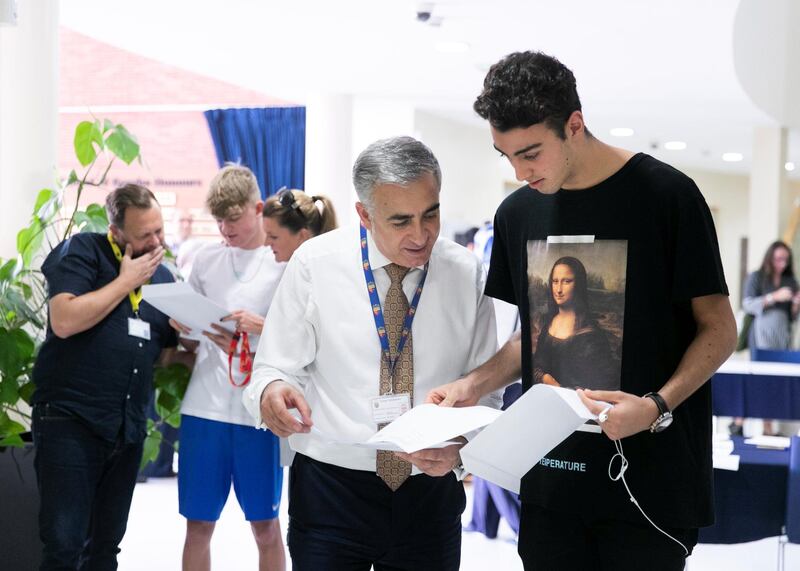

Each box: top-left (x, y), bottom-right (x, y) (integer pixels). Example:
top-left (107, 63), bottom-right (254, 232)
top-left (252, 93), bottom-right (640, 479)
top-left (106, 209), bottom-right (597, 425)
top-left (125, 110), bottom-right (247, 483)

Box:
top-left (711, 360), bottom-right (800, 420)
top-left (699, 436), bottom-right (790, 543)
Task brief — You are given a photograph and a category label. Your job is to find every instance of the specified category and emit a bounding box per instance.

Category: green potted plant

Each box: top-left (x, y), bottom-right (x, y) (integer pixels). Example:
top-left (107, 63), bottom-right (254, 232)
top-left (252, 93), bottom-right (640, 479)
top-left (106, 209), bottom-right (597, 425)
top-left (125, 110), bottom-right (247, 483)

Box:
top-left (0, 118), bottom-right (188, 568)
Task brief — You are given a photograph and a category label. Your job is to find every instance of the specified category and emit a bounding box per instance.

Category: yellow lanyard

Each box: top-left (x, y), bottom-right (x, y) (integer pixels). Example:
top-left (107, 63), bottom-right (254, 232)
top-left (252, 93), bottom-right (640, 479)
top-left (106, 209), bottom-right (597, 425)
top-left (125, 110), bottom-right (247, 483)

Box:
top-left (106, 231), bottom-right (144, 315)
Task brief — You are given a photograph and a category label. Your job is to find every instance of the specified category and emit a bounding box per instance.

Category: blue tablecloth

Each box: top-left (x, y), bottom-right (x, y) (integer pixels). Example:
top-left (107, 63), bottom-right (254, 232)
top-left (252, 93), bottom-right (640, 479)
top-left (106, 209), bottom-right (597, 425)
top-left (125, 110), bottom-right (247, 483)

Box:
top-left (712, 371), bottom-right (800, 420)
top-left (699, 437), bottom-right (790, 544)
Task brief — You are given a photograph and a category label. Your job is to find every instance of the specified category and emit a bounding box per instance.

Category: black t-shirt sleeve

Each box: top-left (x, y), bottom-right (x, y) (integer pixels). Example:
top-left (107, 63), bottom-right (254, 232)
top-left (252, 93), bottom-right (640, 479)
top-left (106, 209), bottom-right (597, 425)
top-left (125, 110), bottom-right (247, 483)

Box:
top-left (42, 235), bottom-right (100, 298)
top-left (485, 212), bottom-right (518, 306)
top-left (670, 183), bottom-right (729, 301)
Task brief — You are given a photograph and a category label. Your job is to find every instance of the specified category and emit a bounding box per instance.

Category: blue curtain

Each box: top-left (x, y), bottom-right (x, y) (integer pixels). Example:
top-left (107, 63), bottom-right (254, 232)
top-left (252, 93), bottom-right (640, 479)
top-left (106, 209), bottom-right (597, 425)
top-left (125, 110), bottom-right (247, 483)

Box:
top-left (204, 107), bottom-right (306, 199)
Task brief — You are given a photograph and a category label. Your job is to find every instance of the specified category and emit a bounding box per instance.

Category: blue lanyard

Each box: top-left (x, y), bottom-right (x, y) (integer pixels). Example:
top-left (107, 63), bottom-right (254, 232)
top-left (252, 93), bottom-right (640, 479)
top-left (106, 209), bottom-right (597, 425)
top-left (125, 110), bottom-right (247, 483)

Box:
top-left (360, 224), bottom-right (428, 386)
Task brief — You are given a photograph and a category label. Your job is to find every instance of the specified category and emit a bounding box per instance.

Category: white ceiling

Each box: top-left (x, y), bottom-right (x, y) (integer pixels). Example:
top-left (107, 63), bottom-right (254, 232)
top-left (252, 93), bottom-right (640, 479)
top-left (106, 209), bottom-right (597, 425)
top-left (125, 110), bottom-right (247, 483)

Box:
top-left (59, 0), bottom-right (799, 178)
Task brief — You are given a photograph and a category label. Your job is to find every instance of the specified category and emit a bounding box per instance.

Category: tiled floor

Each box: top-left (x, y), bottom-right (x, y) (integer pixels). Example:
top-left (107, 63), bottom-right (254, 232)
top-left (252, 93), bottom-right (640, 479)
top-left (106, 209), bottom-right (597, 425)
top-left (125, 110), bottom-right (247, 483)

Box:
top-left (119, 475), bottom-right (800, 570)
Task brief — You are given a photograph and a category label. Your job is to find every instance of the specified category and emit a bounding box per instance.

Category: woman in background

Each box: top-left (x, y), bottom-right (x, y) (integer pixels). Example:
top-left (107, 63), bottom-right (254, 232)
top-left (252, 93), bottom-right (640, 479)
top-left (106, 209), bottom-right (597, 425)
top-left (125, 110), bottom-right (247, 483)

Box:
top-left (734, 241), bottom-right (800, 436)
top-left (262, 189), bottom-right (338, 262)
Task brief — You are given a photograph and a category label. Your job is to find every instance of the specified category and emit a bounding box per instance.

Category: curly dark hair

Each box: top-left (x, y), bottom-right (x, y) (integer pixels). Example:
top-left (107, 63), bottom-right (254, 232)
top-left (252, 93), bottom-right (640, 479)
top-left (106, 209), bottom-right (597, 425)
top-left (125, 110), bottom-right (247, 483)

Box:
top-left (474, 51), bottom-right (582, 138)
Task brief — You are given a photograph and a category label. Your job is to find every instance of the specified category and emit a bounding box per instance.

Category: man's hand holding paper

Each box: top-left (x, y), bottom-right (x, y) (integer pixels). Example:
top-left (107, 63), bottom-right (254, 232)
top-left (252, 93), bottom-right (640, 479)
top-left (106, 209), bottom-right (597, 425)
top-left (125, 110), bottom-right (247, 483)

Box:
top-left (577, 388), bottom-right (660, 440)
top-left (396, 438), bottom-right (466, 477)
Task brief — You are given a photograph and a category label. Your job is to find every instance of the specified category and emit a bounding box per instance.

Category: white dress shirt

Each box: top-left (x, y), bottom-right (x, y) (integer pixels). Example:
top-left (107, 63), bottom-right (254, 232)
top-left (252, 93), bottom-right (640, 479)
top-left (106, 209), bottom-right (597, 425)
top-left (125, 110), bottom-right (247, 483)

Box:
top-left (243, 225), bottom-right (501, 473)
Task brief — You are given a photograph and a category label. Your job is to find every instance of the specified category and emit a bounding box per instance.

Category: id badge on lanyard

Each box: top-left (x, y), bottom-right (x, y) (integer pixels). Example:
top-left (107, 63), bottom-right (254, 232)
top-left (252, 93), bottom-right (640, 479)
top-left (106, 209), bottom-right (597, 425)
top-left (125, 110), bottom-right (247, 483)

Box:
top-left (128, 317), bottom-right (151, 340)
top-left (360, 224), bottom-right (427, 426)
top-left (370, 393), bottom-right (411, 424)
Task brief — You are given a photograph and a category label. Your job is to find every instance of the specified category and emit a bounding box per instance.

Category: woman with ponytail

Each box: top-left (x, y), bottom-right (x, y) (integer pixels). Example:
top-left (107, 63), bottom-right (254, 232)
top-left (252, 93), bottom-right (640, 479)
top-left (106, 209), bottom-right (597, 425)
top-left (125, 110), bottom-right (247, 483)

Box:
top-left (262, 189), bottom-right (338, 262)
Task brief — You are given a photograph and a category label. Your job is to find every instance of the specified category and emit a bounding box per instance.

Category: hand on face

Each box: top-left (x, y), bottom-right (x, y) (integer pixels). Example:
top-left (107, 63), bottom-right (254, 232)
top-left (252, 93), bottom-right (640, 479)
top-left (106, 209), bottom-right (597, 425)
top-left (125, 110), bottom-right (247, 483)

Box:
top-left (119, 243), bottom-right (164, 290)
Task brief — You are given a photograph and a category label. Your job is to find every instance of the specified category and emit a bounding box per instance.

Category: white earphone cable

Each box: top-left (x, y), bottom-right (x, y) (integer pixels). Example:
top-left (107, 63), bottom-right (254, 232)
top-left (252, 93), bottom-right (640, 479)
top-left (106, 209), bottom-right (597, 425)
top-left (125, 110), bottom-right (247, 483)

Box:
top-left (608, 439), bottom-right (689, 556)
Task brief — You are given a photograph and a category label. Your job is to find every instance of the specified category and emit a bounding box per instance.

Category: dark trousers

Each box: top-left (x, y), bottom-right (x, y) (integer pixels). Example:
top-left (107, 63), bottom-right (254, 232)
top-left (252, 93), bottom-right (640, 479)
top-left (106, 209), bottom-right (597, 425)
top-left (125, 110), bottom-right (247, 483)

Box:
top-left (518, 503), bottom-right (698, 571)
top-left (288, 453), bottom-right (465, 571)
top-left (32, 404), bottom-right (143, 571)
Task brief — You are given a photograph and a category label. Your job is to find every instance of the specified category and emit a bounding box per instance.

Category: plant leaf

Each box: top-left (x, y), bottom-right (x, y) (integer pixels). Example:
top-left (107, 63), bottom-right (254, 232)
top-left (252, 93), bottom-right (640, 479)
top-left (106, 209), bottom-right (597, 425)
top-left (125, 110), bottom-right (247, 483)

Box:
top-left (18, 381), bottom-right (35, 404)
top-left (0, 259), bottom-right (17, 283)
top-left (73, 121), bottom-right (104, 167)
top-left (0, 434), bottom-right (25, 447)
top-left (77, 204), bottom-right (109, 234)
top-left (105, 124), bottom-right (140, 165)
top-left (140, 430), bottom-right (163, 470)
top-left (16, 218), bottom-right (44, 266)
top-left (33, 189), bottom-right (55, 215)
top-left (0, 379), bottom-right (19, 405)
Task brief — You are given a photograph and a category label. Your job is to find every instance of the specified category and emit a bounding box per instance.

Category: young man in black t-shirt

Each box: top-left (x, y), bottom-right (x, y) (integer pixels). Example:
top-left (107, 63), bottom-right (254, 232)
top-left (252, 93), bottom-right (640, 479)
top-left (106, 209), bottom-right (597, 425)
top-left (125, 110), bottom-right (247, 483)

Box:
top-left (427, 52), bottom-right (737, 570)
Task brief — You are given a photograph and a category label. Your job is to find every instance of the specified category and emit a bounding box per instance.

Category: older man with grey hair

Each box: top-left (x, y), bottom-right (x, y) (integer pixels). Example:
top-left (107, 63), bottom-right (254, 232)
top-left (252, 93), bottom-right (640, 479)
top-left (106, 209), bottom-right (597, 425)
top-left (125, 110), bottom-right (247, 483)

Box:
top-left (243, 136), bottom-right (500, 570)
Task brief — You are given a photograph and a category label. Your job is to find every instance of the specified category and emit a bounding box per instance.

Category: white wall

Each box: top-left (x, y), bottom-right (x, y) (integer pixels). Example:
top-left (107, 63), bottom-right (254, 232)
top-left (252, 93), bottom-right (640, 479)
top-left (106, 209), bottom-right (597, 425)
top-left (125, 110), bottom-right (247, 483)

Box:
top-left (683, 169), bottom-right (750, 308)
top-left (305, 93), bottom-right (355, 226)
top-left (0, 0), bottom-right (59, 260)
top-left (413, 110), bottom-right (510, 238)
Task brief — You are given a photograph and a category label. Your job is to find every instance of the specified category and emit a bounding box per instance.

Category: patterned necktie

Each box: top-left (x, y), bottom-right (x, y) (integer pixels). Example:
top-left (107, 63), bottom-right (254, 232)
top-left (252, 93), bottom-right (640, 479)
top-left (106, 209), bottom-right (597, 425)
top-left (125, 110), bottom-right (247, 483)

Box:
top-left (376, 263), bottom-right (413, 491)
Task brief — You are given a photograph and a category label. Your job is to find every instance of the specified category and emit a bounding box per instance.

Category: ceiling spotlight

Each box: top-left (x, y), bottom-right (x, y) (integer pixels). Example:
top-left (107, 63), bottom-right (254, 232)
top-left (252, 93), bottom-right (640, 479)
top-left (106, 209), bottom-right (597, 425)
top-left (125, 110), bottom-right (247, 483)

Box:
top-left (722, 152), bottom-right (743, 162)
top-left (786, 162), bottom-right (796, 172)
top-left (435, 41), bottom-right (470, 54)
top-left (416, 2), bottom-right (434, 22)
top-left (664, 141), bottom-right (687, 151)
top-left (610, 127), bottom-right (634, 137)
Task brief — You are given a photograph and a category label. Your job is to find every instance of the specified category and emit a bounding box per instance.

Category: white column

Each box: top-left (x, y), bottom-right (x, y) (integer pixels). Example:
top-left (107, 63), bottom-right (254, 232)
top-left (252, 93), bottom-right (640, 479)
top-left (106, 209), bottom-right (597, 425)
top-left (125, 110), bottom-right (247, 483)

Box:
top-left (0, 0), bottom-right (59, 259)
top-left (747, 126), bottom-right (789, 268)
top-left (304, 93), bottom-right (357, 226)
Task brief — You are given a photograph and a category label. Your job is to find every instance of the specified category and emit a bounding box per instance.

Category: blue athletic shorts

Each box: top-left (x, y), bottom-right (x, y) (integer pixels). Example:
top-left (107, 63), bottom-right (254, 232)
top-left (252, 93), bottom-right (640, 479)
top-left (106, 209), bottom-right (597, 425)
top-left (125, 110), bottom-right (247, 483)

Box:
top-left (178, 414), bottom-right (283, 522)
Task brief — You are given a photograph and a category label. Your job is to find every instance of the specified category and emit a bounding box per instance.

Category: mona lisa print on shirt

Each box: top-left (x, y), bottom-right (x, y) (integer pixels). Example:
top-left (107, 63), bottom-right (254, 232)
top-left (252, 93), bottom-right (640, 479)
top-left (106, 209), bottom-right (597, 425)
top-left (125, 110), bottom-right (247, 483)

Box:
top-left (527, 237), bottom-right (627, 392)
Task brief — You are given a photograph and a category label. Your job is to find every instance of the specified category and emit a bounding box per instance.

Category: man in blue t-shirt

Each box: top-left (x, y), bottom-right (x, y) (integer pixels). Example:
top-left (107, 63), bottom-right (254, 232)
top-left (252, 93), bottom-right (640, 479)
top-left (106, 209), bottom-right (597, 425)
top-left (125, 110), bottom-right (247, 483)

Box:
top-left (428, 52), bottom-right (738, 570)
top-left (32, 184), bottom-right (185, 570)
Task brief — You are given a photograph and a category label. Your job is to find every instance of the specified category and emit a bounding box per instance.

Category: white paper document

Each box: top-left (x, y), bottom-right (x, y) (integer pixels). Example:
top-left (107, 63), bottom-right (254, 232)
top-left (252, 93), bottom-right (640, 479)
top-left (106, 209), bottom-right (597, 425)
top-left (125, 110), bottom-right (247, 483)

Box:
top-left (460, 384), bottom-right (598, 494)
top-left (713, 454), bottom-right (740, 471)
top-left (352, 404), bottom-right (501, 454)
top-left (142, 282), bottom-right (235, 339)
top-left (744, 435), bottom-right (791, 449)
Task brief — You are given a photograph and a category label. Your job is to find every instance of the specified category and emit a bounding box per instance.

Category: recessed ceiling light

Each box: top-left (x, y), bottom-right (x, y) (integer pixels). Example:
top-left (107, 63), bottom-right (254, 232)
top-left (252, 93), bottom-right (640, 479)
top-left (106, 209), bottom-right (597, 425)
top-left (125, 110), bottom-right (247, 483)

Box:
top-left (786, 162), bottom-right (796, 172)
top-left (722, 152), bottom-right (743, 162)
top-left (435, 41), bottom-right (470, 54)
top-left (664, 141), bottom-right (687, 151)
top-left (610, 127), bottom-right (634, 137)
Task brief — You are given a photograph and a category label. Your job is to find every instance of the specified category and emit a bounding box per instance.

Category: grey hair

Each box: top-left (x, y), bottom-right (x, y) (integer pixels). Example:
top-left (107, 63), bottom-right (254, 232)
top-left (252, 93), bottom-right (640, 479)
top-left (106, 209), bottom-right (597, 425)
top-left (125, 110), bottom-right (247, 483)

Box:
top-left (352, 136), bottom-right (442, 210)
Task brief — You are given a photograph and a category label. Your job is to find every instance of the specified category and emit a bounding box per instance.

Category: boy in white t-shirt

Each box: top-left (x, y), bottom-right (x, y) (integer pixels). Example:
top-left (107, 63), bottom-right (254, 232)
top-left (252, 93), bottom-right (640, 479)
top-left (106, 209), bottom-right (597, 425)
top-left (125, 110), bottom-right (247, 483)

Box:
top-left (176, 165), bottom-right (286, 570)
